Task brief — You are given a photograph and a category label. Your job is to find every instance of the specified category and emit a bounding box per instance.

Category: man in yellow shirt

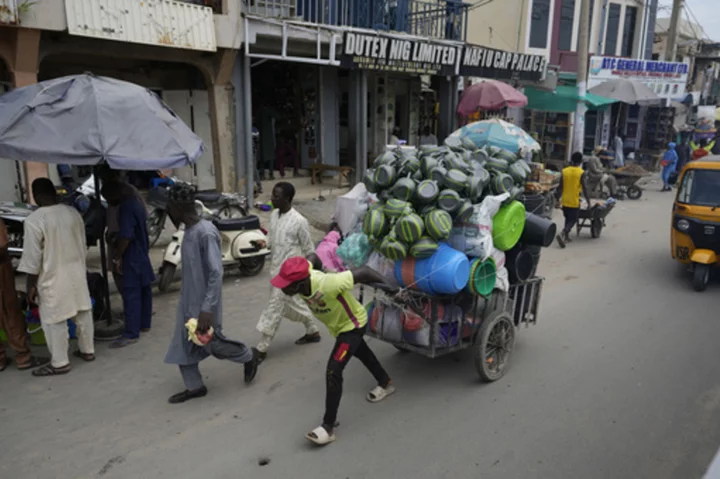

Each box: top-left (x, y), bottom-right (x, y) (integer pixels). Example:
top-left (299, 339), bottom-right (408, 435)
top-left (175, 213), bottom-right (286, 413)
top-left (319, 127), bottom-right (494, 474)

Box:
top-left (556, 152), bottom-right (591, 248)
top-left (271, 256), bottom-right (396, 446)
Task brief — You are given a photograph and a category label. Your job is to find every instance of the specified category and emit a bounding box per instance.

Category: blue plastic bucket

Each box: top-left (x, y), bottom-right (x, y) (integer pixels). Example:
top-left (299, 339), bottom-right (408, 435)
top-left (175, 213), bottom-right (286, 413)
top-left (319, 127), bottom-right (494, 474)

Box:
top-left (428, 243), bottom-right (470, 295)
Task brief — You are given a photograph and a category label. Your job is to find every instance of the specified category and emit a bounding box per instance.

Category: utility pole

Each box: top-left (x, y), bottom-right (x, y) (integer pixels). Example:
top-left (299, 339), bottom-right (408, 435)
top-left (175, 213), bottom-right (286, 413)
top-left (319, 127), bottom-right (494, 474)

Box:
top-left (665, 0), bottom-right (684, 62)
top-left (573, 0), bottom-right (591, 155)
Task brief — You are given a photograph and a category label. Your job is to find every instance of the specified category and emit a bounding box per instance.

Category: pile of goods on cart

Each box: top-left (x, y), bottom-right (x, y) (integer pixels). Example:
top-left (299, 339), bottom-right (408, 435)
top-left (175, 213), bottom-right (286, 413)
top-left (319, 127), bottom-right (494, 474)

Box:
top-left (327, 129), bottom-right (557, 381)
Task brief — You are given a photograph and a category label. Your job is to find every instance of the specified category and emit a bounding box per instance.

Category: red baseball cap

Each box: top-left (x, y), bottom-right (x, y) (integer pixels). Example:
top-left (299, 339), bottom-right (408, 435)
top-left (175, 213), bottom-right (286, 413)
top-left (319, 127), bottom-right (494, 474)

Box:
top-left (271, 256), bottom-right (311, 289)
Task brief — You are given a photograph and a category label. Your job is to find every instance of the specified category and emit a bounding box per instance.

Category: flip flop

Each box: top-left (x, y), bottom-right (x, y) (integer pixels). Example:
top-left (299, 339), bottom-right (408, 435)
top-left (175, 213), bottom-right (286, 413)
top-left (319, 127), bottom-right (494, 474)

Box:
top-left (17, 356), bottom-right (50, 370)
top-left (305, 426), bottom-right (336, 446)
top-left (0, 358), bottom-right (10, 372)
top-left (73, 350), bottom-right (96, 362)
top-left (367, 384), bottom-right (396, 403)
top-left (32, 364), bottom-right (72, 377)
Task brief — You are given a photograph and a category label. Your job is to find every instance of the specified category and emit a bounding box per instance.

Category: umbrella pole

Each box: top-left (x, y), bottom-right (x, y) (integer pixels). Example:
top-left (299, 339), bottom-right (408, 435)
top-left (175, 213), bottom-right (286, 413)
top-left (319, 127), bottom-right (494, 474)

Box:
top-left (93, 170), bottom-right (113, 326)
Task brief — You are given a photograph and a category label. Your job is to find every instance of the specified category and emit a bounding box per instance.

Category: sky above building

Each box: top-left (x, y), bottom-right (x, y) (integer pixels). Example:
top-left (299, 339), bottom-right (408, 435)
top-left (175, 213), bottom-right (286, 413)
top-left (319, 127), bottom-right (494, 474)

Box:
top-left (658, 0), bottom-right (719, 42)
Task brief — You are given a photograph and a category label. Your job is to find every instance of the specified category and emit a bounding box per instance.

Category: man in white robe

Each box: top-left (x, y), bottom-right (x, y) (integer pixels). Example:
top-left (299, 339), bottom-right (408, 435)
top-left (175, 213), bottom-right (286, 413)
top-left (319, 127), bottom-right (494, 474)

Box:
top-left (18, 178), bottom-right (94, 376)
top-left (255, 182), bottom-right (320, 362)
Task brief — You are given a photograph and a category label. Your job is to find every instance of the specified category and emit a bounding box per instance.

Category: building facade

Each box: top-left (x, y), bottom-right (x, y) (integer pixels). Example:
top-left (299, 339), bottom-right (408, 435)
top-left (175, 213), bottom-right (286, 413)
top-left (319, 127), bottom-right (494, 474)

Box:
top-left (1, 0), bottom-right (474, 201)
top-left (0, 0), bottom-right (243, 201)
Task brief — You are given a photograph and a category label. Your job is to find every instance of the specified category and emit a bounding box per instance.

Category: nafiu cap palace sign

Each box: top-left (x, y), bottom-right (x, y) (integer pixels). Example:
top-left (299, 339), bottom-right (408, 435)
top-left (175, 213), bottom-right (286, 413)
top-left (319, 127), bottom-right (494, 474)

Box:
top-left (461, 45), bottom-right (546, 82)
top-left (341, 32), bottom-right (547, 82)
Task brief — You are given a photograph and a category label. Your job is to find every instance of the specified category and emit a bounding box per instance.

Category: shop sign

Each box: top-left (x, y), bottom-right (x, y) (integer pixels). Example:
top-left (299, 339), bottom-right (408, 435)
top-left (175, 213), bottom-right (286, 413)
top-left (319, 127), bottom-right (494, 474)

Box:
top-left (588, 56), bottom-right (690, 100)
top-left (341, 32), bottom-right (458, 75)
top-left (340, 33), bottom-right (548, 82)
top-left (460, 45), bottom-right (547, 82)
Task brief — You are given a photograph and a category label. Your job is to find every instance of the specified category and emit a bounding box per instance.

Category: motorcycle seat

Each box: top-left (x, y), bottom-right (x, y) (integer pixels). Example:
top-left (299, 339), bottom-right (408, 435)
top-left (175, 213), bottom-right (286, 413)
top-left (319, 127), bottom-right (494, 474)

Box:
top-left (196, 191), bottom-right (224, 204)
top-left (214, 215), bottom-right (261, 232)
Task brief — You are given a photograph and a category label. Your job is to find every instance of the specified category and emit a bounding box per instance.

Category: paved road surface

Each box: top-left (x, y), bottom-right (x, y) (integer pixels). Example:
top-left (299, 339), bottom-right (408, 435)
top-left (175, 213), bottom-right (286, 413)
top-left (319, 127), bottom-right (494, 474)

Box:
top-left (2, 182), bottom-right (720, 479)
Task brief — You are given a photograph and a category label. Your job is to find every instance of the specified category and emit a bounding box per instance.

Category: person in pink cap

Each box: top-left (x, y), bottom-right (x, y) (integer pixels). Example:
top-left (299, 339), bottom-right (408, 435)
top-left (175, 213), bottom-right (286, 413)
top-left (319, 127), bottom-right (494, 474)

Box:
top-left (271, 256), bottom-right (396, 446)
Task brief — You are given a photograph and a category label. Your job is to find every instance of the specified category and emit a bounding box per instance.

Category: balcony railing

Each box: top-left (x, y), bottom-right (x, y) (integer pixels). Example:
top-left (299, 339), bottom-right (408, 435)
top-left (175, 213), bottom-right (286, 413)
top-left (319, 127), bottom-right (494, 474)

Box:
top-left (178, 0), bottom-right (223, 14)
top-left (246, 0), bottom-right (468, 41)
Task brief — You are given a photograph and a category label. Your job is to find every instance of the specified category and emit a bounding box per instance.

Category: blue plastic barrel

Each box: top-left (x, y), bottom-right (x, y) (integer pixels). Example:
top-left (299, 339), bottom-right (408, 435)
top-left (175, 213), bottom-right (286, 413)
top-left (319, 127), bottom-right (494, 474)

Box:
top-left (395, 256), bottom-right (436, 295)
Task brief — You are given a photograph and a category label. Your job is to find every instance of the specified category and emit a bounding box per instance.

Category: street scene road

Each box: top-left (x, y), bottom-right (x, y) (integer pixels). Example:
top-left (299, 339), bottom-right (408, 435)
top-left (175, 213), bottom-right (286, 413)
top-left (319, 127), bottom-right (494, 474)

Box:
top-left (3, 179), bottom-right (720, 479)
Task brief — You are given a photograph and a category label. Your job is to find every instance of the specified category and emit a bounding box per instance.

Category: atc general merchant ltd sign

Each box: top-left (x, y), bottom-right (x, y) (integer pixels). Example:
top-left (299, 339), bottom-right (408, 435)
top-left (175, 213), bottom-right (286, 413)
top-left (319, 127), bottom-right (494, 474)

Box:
top-left (588, 56), bottom-right (690, 100)
top-left (341, 32), bottom-right (546, 82)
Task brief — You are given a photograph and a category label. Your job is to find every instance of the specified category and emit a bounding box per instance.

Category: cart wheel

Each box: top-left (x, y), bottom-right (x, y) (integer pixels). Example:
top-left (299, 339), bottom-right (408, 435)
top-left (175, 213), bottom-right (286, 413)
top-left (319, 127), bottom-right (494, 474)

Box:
top-left (474, 314), bottom-right (515, 382)
top-left (692, 263), bottom-right (710, 292)
top-left (590, 219), bottom-right (603, 238)
top-left (626, 185), bottom-right (642, 200)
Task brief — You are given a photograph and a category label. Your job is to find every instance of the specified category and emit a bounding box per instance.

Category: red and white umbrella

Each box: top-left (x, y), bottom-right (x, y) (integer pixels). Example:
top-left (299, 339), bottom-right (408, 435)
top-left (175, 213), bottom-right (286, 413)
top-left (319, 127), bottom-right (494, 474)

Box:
top-left (457, 80), bottom-right (528, 116)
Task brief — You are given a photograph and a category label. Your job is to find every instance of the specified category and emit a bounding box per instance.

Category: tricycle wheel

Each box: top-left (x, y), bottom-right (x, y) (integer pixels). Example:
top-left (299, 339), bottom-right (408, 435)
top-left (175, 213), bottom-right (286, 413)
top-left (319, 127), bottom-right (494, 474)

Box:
top-left (474, 314), bottom-right (515, 382)
top-left (626, 185), bottom-right (642, 200)
top-left (590, 219), bottom-right (603, 238)
top-left (692, 263), bottom-right (710, 292)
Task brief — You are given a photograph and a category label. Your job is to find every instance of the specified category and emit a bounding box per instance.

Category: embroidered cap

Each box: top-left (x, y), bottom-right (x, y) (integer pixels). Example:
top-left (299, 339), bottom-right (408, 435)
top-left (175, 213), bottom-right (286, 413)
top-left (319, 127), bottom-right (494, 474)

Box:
top-left (168, 183), bottom-right (197, 205)
top-left (271, 256), bottom-right (311, 289)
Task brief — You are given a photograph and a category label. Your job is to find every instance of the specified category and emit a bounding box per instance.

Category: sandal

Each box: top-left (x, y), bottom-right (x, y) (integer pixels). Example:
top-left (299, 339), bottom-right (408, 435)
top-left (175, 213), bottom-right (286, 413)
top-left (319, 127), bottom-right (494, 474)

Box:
top-left (0, 358), bottom-right (10, 372)
top-left (32, 364), bottom-right (72, 377)
top-left (17, 356), bottom-right (50, 370)
top-left (295, 333), bottom-right (321, 345)
top-left (367, 384), bottom-right (396, 403)
top-left (305, 426), bottom-right (336, 446)
top-left (73, 350), bottom-right (96, 362)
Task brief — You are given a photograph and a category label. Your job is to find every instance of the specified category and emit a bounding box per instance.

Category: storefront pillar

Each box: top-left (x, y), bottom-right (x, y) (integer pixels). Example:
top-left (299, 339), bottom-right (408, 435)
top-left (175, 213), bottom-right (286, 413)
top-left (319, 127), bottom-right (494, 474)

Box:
top-left (437, 76), bottom-right (459, 142)
top-left (231, 52), bottom-right (250, 199)
top-left (319, 67), bottom-right (340, 167)
top-left (206, 49), bottom-right (238, 193)
top-left (234, 50), bottom-right (254, 206)
top-left (0, 27), bottom-right (46, 203)
top-left (348, 69), bottom-right (368, 179)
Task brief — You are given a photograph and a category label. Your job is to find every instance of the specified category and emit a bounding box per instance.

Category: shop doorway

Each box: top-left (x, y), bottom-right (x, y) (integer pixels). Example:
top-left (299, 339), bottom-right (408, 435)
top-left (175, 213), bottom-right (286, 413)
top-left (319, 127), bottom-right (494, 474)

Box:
top-left (250, 61), bottom-right (320, 178)
top-left (391, 78), bottom-right (410, 143)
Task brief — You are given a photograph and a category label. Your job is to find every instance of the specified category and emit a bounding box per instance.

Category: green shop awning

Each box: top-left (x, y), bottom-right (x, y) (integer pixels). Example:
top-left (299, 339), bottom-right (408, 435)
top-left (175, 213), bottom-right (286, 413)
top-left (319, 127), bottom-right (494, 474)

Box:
top-left (524, 85), bottom-right (617, 113)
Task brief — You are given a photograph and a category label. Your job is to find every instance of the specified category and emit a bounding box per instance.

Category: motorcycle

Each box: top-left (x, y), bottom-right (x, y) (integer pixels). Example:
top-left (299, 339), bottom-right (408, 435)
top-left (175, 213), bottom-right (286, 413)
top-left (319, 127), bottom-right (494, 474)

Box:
top-left (156, 201), bottom-right (269, 292)
top-left (146, 180), bottom-right (248, 247)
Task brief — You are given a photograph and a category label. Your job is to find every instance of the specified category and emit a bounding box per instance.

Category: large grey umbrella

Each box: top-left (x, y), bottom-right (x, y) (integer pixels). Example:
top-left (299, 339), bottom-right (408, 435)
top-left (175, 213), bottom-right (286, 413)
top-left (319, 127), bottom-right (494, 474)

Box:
top-left (0, 73), bottom-right (203, 336)
top-left (588, 78), bottom-right (660, 104)
top-left (0, 73), bottom-right (203, 168)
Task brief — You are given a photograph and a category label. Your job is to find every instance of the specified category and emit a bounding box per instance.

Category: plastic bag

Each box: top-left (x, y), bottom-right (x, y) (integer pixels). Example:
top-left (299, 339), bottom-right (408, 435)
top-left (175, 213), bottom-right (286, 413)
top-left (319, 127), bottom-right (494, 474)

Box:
top-left (490, 247), bottom-right (509, 292)
top-left (336, 233), bottom-right (372, 269)
top-left (366, 251), bottom-right (400, 288)
top-left (379, 303), bottom-right (403, 342)
top-left (449, 193), bottom-right (509, 260)
top-left (315, 231), bottom-right (346, 272)
top-left (332, 183), bottom-right (369, 236)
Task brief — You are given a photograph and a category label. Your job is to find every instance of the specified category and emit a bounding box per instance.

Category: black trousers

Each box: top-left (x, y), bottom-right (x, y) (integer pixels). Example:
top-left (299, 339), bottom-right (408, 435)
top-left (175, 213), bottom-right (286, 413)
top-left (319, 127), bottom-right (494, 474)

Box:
top-left (324, 326), bottom-right (390, 427)
top-left (562, 207), bottom-right (580, 234)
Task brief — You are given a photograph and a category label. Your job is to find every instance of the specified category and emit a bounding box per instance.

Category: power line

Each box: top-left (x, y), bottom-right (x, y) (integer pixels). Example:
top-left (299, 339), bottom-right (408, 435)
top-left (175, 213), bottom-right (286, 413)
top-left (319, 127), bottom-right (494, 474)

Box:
top-left (682, 0), bottom-right (711, 40)
top-left (467, 0), bottom-right (496, 13)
